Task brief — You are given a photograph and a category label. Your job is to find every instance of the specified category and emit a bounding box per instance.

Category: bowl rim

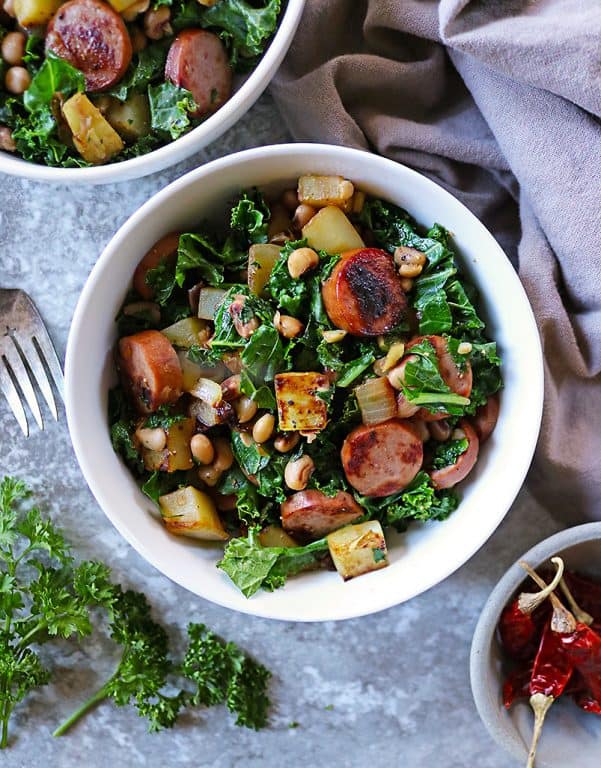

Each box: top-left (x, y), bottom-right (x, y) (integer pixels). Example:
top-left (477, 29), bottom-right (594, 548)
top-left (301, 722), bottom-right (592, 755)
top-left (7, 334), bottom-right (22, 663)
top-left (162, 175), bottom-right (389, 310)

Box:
top-left (470, 521), bottom-right (601, 763)
top-left (0, 0), bottom-right (305, 185)
top-left (65, 141), bottom-right (545, 621)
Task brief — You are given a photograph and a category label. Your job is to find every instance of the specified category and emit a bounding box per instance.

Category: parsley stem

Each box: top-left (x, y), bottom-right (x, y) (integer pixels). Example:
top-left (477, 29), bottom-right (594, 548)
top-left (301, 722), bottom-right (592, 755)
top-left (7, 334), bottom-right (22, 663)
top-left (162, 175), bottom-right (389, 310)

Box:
top-left (1, 697), bottom-right (11, 748)
top-left (53, 685), bottom-right (109, 737)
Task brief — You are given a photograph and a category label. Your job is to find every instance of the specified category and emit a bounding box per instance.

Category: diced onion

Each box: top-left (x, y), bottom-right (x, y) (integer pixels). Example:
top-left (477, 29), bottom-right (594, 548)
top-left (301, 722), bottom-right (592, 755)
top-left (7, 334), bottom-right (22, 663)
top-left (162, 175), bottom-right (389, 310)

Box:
top-left (355, 377), bottom-right (397, 425)
top-left (189, 377), bottom-right (222, 407)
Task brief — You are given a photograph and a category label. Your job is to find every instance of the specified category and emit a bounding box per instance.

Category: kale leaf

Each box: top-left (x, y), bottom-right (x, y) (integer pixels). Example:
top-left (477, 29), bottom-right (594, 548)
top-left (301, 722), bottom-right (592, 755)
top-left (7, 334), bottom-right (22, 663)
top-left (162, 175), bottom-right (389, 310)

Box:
top-left (148, 82), bottom-right (196, 140)
top-left (431, 438), bottom-right (469, 470)
top-left (217, 528), bottom-right (328, 597)
top-left (357, 471), bottom-right (459, 532)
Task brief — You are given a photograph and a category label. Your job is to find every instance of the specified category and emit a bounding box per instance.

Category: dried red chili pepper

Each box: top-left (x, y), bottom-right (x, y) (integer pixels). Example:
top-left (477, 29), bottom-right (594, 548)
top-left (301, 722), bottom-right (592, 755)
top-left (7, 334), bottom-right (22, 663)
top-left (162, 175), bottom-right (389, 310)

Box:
top-left (556, 623), bottom-right (601, 702)
top-left (499, 558), bottom-right (563, 660)
top-left (574, 689), bottom-right (601, 715)
top-left (519, 559), bottom-right (579, 768)
top-left (523, 622), bottom-right (574, 768)
top-left (503, 663), bottom-right (532, 709)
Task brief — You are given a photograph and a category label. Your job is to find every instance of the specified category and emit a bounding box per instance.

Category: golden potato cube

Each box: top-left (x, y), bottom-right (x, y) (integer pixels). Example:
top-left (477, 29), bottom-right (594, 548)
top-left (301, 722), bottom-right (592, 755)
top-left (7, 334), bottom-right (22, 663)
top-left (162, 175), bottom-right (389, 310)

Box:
top-left (248, 243), bottom-right (281, 297)
top-left (274, 372), bottom-right (330, 432)
top-left (159, 486), bottom-right (229, 541)
top-left (106, 93), bottom-right (150, 142)
top-left (258, 525), bottom-right (299, 549)
top-left (298, 175), bottom-right (355, 209)
top-left (327, 521), bottom-right (389, 581)
top-left (62, 93), bottom-right (124, 165)
top-left (106, 0), bottom-right (139, 12)
top-left (14, 0), bottom-right (62, 26)
top-left (198, 287), bottom-right (228, 320)
top-left (302, 206), bottom-right (365, 254)
top-left (143, 418), bottom-right (195, 472)
top-left (161, 317), bottom-right (210, 349)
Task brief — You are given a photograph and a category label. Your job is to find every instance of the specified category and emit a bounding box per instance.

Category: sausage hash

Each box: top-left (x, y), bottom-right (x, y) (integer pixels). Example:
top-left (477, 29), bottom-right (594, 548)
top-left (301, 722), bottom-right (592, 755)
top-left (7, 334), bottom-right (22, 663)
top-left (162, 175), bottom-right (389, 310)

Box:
top-left (109, 176), bottom-right (503, 596)
top-left (0, 0), bottom-right (282, 167)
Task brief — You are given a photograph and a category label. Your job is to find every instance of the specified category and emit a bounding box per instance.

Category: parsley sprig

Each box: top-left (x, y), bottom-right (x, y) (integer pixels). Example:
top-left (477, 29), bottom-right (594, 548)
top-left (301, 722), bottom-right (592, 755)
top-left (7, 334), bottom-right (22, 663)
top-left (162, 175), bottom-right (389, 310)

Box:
top-left (0, 477), bottom-right (271, 748)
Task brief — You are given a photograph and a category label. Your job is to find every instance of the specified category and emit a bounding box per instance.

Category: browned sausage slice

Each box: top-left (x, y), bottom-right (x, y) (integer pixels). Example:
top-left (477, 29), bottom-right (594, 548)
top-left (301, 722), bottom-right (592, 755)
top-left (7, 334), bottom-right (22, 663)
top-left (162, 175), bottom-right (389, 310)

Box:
top-left (405, 335), bottom-right (473, 422)
top-left (429, 420), bottom-right (479, 489)
top-left (341, 419), bottom-right (423, 497)
top-left (322, 248), bottom-right (407, 337)
top-left (281, 490), bottom-right (363, 539)
top-left (117, 330), bottom-right (183, 414)
top-left (133, 232), bottom-right (181, 300)
top-left (165, 30), bottom-right (232, 118)
top-left (46, 0), bottom-right (132, 92)
top-left (471, 393), bottom-right (500, 443)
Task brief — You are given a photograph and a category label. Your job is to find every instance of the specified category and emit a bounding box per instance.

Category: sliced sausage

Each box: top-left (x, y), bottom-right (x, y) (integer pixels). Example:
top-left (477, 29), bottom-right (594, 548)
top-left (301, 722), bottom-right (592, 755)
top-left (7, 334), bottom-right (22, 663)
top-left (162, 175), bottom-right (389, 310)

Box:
top-left (133, 232), bottom-right (181, 300)
top-left (46, 0), bottom-right (132, 92)
top-left (281, 490), bottom-right (363, 539)
top-left (429, 419), bottom-right (479, 490)
top-left (117, 330), bottom-right (183, 414)
top-left (405, 335), bottom-right (473, 421)
top-left (471, 393), bottom-right (500, 443)
top-left (341, 419), bottom-right (423, 497)
top-left (165, 30), bottom-right (232, 118)
top-left (322, 248), bottom-right (407, 337)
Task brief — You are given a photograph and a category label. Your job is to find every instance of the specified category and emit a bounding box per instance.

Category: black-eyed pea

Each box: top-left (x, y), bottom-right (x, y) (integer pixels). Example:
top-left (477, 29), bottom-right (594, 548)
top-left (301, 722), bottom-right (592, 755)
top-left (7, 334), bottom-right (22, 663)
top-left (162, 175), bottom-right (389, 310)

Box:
top-left (284, 455), bottom-right (315, 491)
top-left (190, 434), bottom-right (215, 464)
top-left (252, 413), bottom-right (275, 444)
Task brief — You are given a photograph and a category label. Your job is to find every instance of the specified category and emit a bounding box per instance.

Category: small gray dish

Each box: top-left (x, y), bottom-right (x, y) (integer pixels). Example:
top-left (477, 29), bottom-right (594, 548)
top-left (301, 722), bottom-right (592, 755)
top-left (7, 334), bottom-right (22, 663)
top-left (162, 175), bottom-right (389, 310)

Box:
top-left (470, 522), bottom-right (601, 767)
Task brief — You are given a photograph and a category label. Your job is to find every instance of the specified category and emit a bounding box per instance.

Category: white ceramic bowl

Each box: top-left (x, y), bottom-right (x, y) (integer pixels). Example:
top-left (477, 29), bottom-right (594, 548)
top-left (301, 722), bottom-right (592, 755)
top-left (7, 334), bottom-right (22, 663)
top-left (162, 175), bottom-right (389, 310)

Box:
top-left (65, 143), bottom-right (544, 621)
top-left (0, 0), bottom-right (304, 184)
top-left (471, 523), bottom-right (601, 767)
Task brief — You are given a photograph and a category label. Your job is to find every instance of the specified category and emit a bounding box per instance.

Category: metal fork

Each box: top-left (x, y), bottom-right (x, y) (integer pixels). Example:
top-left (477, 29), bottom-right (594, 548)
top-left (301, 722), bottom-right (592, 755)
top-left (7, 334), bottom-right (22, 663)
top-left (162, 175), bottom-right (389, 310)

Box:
top-left (0, 289), bottom-right (64, 436)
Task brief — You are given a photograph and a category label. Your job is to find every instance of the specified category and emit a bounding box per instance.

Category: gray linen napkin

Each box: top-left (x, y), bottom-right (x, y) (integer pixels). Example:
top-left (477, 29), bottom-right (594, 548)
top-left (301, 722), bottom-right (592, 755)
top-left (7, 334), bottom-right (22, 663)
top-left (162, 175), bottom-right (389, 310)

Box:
top-left (270, 0), bottom-right (601, 522)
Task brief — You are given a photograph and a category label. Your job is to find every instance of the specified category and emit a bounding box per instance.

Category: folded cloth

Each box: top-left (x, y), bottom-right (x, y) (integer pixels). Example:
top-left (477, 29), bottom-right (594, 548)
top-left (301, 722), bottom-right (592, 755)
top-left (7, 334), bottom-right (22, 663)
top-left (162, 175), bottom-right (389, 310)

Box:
top-left (270, 0), bottom-right (601, 523)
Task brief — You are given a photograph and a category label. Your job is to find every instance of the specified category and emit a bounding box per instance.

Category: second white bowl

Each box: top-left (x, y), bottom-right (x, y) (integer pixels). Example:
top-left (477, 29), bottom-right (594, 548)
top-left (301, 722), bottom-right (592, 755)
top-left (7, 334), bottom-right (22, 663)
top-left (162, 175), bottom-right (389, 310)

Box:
top-left (65, 143), bottom-right (544, 621)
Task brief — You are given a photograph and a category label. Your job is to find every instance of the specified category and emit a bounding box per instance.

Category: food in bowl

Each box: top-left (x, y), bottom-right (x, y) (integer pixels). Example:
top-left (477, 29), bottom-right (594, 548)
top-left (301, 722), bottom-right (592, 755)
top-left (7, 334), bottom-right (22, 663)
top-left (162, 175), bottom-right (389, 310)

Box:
top-left (0, 0), bottom-right (282, 166)
top-left (499, 556), bottom-right (601, 767)
top-left (108, 173), bottom-right (503, 597)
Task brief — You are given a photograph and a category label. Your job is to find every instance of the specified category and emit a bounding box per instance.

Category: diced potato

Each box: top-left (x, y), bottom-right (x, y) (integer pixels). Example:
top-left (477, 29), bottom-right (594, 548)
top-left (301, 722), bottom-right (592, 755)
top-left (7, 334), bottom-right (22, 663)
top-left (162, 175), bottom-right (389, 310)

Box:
top-left (159, 486), bottom-right (229, 541)
top-left (274, 372), bottom-right (330, 432)
top-left (267, 206), bottom-right (291, 241)
top-left (350, 190), bottom-right (366, 214)
top-left (106, 93), bottom-right (150, 142)
top-left (327, 521), bottom-right (389, 581)
top-left (248, 243), bottom-right (281, 297)
top-left (176, 351), bottom-right (228, 392)
top-left (302, 206), bottom-right (365, 254)
top-left (142, 418), bottom-right (195, 472)
top-left (198, 287), bottom-right (228, 320)
top-left (62, 93), bottom-right (124, 165)
top-left (258, 525), bottom-right (299, 549)
top-left (161, 317), bottom-right (210, 349)
top-left (298, 175), bottom-right (355, 209)
top-left (14, 0), bottom-right (62, 26)
top-left (106, 0), bottom-right (139, 12)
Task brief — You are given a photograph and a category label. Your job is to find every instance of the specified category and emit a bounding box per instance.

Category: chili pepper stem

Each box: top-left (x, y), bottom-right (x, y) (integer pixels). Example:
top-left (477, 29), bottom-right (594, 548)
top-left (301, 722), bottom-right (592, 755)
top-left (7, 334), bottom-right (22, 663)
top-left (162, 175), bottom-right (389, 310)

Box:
top-left (526, 692), bottom-right (554, 768)
top-left (519, 559), bottom-right (577, 634)
top-left (517, 557), bottom-right (564, 615)
top-left (559, 578), bottom-right (594, 626)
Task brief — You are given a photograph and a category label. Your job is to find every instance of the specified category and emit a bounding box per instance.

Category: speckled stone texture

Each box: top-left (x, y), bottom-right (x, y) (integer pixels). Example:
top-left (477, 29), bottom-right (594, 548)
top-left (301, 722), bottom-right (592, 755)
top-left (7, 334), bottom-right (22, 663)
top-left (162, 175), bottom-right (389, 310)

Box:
top-left (0, 93), bottom-right (559, 767)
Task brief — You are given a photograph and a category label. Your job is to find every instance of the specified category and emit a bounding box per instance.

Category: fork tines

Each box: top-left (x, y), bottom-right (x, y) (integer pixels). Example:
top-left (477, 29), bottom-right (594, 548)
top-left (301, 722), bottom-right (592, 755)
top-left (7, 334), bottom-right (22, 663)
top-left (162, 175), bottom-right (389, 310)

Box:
top-left (0, 289), bottom-right (64, 437)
